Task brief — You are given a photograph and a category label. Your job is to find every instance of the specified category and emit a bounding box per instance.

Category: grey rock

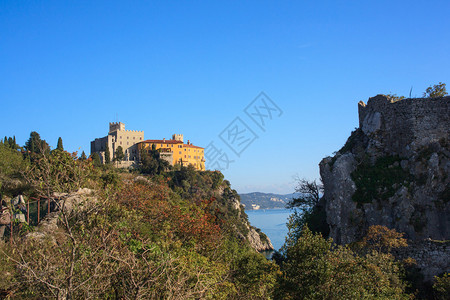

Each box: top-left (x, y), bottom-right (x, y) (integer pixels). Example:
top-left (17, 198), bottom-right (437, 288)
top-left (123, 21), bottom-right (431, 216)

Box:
top-left (322, 96), bottom-right (450, 281)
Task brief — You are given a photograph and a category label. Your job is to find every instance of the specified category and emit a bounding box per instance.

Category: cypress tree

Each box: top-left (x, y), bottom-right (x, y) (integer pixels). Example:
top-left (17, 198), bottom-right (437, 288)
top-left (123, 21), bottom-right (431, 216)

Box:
top-left (80, 151), bottom-right (87, 160)
top-left (56, 137), bottom-right (64, 151)
top-left (114, 146), bottom-right (125, 162)
top-left (91, 152), bottom-right (101, 166)
top-left (25, 131), bottom-right (49, 154)
top-left (104, 146), bottom-right (111, 164)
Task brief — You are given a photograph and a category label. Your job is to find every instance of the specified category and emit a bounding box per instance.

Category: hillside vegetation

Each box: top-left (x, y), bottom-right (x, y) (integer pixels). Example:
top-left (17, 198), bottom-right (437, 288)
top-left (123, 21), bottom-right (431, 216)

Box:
top-left (0, 139), bottom-right (278, 299)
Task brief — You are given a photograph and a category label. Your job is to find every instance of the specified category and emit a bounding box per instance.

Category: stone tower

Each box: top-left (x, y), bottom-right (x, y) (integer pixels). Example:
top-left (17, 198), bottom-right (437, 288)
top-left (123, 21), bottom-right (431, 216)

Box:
top-left (172, 134), bottom-right (183, 142)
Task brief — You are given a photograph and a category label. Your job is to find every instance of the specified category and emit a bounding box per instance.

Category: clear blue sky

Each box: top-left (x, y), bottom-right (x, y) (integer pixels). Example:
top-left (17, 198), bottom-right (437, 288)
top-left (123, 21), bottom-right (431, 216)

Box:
top-left (1, 1), bottom-right (449, 194)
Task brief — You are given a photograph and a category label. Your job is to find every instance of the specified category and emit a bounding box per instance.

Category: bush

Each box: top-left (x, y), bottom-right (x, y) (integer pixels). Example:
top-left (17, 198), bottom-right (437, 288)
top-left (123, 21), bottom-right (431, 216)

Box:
top-left (0, 143), bottom-right (28, 196)
top-left (277, 226), bottom-right (412, 299)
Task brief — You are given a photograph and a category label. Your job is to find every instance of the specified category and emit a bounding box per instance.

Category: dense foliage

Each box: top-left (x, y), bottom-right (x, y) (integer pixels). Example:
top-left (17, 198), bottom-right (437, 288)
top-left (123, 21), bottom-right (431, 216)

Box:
top-left (1, 130), bottom-right (447, 299)
top-left (0, 132), bottom-right (279, 299)
top-left (277, 225), bottom-right (413, 299)
top-left (423, 82), bottom-right (447, 98)
top-left (285, 179), bottom-right (329, 240)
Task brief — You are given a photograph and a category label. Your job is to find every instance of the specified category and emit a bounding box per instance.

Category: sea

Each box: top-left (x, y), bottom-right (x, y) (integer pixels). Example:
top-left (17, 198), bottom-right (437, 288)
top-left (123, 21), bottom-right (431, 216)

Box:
top-left (246, 208), bottom-right (292, 254)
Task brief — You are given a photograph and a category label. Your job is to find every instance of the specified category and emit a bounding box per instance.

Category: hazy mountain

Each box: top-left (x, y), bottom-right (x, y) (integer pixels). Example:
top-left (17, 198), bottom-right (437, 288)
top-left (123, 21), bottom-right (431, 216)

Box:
top-left (239, 192), bottom-right (301, 210)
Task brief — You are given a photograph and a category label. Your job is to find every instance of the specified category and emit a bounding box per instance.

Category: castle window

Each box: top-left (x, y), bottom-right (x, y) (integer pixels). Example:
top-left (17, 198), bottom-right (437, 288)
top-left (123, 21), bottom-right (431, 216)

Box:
top-left (133, 137), bottom-right (135, 140)
top-left (179, 151), bottom-right (181, 154)
top-left (127, 137), bottom-right (129, 139)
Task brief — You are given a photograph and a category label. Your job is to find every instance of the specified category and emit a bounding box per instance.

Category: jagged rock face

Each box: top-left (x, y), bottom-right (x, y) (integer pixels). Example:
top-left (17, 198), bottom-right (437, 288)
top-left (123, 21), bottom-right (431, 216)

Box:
top-left (218, 185), bottom-right (274, 252)
top-left (246, 227), bottom-right (274, 252)
top-left (320, 154), bottom-right (358, 245)
top-left (321, 95), bottom-right (450, 281)
top-left (321, 95), bottom-right (450, 245)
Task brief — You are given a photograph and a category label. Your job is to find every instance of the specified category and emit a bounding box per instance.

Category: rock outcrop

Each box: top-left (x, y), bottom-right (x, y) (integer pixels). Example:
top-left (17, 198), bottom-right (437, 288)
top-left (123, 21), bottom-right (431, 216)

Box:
top-left (320, 95), bottom-right (450, 280)
top-left (246, 226), bottom-right (274, 252)
top-left (25, 188), bottom-right (96, 242)
top-left (219, 186), bottom-right (274, 252)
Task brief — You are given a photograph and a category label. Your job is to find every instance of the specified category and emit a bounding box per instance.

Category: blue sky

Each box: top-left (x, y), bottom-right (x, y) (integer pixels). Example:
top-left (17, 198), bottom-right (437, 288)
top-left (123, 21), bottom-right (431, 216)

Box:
top-left (1, 1), bottom-right (449, 194)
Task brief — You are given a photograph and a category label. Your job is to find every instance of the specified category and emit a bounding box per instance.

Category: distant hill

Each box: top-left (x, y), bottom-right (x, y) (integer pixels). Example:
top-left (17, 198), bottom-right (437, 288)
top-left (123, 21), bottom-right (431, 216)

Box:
top-left (239, 192), bottom-right (300, 210)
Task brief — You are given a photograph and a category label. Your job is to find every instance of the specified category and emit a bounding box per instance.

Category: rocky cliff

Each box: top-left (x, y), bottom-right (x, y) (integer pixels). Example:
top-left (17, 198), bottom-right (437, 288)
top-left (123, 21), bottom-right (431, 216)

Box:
top-left (223, 188), bottom-right (274, 251)
top-left (320, 95), bottom-right (449, 280)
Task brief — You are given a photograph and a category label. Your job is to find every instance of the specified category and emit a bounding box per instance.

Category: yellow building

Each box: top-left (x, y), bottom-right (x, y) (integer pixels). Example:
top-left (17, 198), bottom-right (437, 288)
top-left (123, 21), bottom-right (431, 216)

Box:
top-left (137, 134), bottom-right (205, 170)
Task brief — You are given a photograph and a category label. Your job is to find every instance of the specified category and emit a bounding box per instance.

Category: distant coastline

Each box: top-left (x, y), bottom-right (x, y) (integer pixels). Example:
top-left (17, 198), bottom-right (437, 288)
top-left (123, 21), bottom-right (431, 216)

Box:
top-left (239, 192), bottom-right (300, 210)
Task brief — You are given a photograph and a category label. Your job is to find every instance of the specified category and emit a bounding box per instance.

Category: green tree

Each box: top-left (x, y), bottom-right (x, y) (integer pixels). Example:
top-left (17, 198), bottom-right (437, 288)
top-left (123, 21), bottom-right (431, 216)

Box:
top-left (80, 151), bottom-right (87, 161)
top-left (90, 152), bottom-right (101, 167)
top-left (285, 178), bottom-right (329, 240)
top-left (24, 131), bottom-right (49, 155)
top-left (113, 146), bottom-right (125, 163)
top-left (433, 273), bottom-right (450, 300)
top-left (0, 142), bottom-right (28, 195)
top-left (424, 82), bottom-right (447, 98)
top-left (277, 225), bottom-right (411, 299)
top-left (104, 146), bottom-right (111, 164)
top-left (139, 148), bottom-right (170, 175)
top-left (56, 137), bottom-right (64, 151)
top-left (24, 150), bottom-right (92, 199)
top-left (2, 136), bottom-right (20, 150)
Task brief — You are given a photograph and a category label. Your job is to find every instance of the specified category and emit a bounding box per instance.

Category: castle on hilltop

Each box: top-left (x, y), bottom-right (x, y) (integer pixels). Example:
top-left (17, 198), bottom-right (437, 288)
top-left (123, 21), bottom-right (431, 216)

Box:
top-left (90, 122), bottom-right (205, 170)
top-left (138, 134), bottom-right (205, 170)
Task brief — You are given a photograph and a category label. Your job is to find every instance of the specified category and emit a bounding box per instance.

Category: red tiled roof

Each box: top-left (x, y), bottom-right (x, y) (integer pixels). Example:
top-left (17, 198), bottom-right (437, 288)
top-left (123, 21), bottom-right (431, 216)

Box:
top-left (138, 139), bottom-right (204, 149)
top-left (140, 139), bottom-right (183, 144)
top-left (184, 144), bottom-right (204, 149)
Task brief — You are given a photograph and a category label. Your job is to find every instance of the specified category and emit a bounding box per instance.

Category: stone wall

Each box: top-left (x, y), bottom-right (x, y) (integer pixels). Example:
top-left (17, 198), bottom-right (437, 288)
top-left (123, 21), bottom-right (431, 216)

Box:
top-left (358, 95), bottom-right (450, 157)
top-left (91, 122), bottom-right (144, 163)
top-left (394, 240), bottom-right (449, 282)
top-left (320, 95), bottom-right (450, 281)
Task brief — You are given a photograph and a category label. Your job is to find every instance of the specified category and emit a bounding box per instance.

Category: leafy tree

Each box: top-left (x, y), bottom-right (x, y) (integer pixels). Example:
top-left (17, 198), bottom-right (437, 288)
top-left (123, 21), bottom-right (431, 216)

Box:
top-left (104, 146), bottom-right (111, 164)
top-left (433, 273), bottom-right (450, 300)
top-left (357, 225), bottom-right (407, 254)
top-left (285, 178), bottom-right (329, 239)
top-left (0, 142), bottom-right (28, 196)
top-left (277, 225), bottom-right (411, 299)
top-left (90, 152), bottom-right (101, 167)
top-left (424, 82), bottom-right (447, 98)
top-left (24, 131), bottom-right (49, 155)
top-left (113, 146), bottom-right (124, 163)
top-left (56, 137), bottom-right (64, 151)
top-left (139, 148), bottom-right (170, 175)
top-left (23, 150), bottom-right (93, 199)
top-left (287, 178), bottom-right (322, 210)
top-left (80, 151), bottom-right (87, 161)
